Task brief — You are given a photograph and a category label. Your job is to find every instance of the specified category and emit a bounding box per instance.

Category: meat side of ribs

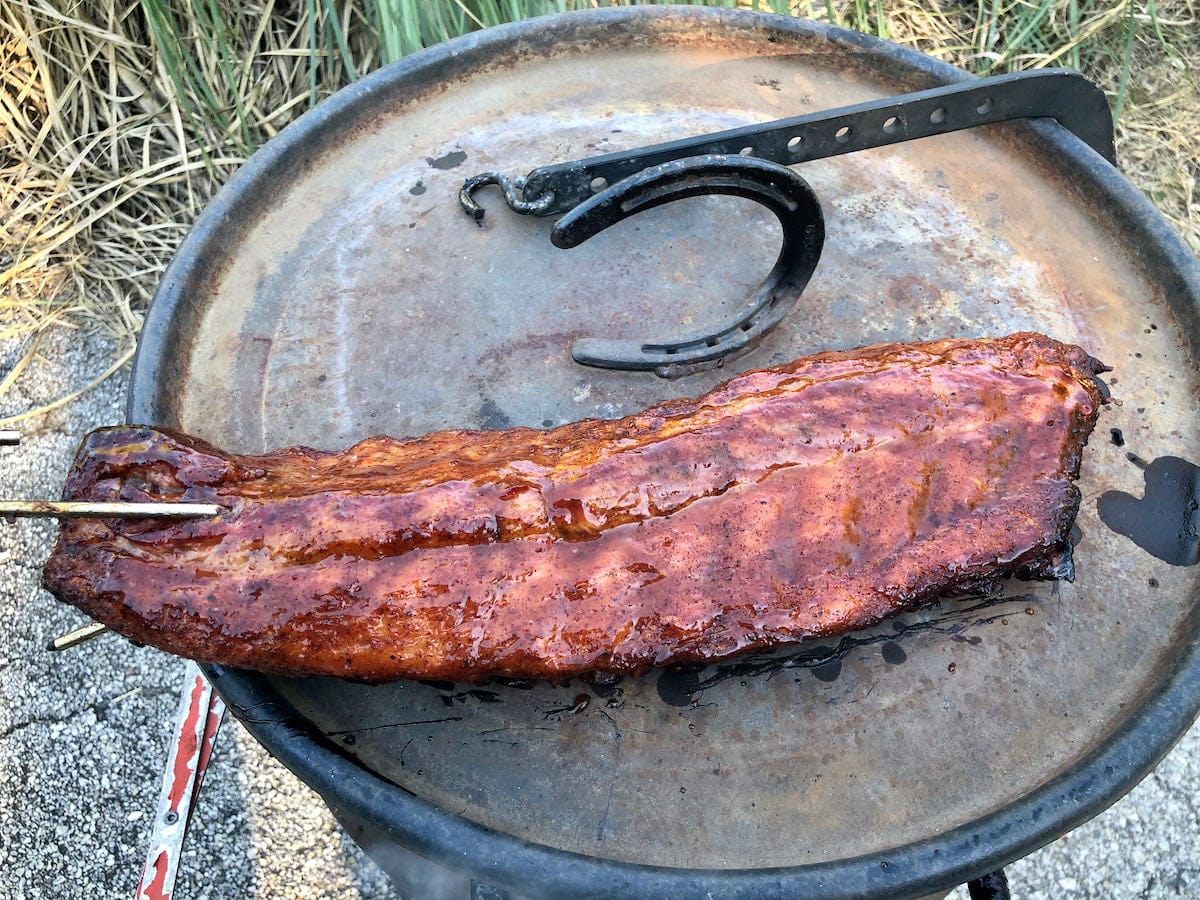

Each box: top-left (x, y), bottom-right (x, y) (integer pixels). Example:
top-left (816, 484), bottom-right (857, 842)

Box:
top-left (42, 332), bottom-right (1105, 682)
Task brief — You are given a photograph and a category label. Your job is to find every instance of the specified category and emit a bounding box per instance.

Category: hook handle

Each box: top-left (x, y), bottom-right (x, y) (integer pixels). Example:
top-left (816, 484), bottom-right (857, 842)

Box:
top-left (552, 154), bottom-right (824, 377)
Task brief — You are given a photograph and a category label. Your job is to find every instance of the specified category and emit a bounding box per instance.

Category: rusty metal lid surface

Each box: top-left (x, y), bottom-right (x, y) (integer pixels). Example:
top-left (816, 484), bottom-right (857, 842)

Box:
top-left (129, 7), bottom-right (1200, 897)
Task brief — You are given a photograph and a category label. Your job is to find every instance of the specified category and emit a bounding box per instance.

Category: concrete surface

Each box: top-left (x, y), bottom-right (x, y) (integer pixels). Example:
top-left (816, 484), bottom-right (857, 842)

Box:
top-left (0, 327), bottom-right (1197, 899)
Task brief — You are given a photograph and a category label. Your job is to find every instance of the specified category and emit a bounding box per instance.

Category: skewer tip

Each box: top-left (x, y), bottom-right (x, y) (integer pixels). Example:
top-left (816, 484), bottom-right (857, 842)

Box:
top-left (48, 621), bottom-right (109, 652)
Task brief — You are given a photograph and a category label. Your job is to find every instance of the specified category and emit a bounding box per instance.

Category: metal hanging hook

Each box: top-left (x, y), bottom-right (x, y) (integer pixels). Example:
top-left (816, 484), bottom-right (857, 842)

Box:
top-left (458, 172), bottom-right (556, 222)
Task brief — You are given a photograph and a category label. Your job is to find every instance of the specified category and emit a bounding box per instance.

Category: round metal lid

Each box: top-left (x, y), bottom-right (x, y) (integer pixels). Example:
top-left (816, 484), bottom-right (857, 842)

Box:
top-left (129, 8), bottom-right (1200, 897)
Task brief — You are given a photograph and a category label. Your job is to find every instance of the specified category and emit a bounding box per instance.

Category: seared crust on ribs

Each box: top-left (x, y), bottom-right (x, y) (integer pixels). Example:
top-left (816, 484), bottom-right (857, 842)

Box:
top-left (43, 333), bottom-right (1105, 682)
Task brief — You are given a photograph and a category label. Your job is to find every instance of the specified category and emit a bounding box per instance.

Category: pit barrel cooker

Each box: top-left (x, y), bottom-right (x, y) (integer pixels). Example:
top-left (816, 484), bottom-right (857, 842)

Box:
top-left (128, 8), bottom-right (1200, 898)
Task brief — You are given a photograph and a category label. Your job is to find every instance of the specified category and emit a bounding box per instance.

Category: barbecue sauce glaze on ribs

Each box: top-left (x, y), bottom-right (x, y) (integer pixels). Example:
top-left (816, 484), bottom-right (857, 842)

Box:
top-left (43, 333), bottom-right (1105, 683)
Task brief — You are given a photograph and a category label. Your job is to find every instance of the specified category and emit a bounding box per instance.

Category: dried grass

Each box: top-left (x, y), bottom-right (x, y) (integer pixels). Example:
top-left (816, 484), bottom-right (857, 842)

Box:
top-left (1113, 3), bottom-right (1200, 254)
top-left (0, 0), bottom-right (359, 417)
top-left (1, 0), bottom-right (1196, 418)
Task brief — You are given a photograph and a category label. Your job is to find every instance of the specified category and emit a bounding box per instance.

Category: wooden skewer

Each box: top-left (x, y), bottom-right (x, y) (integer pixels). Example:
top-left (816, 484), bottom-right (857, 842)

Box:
top-left (4, 438), bottom-right (212, 652)
top-left (48, 621), bottom-right (109, 652)
top-left (11, 500), bottom-right (219, 650)
top-left (0, 500), bottom-right (222, 519)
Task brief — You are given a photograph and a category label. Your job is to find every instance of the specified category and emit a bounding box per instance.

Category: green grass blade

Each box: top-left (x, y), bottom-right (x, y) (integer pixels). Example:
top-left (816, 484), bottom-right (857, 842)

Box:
top-left (306, 0), bottom-right (319, 106)
top-left (1112, 0), bottom-right (1138, 123)
top-left (199, 0), bottom-right (253, 150)
top-left (321, 0), bottom-right (359, 82)
top-left (138, 0), bottom-right (208, 154)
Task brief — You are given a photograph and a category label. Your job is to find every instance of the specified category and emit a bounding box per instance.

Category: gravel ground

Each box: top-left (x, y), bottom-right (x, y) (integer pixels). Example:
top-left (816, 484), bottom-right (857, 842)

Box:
top-left (1, 328), bottom-right (1197, 900)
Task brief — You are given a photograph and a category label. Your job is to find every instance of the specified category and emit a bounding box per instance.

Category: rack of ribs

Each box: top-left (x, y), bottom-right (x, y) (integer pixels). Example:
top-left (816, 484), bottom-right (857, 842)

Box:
top-left (42, 332), bottom-right (1105, 683)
